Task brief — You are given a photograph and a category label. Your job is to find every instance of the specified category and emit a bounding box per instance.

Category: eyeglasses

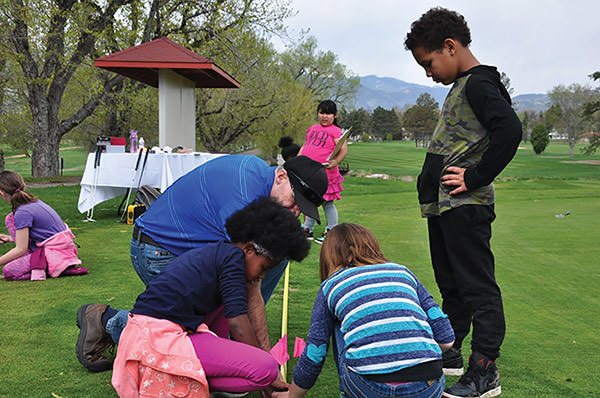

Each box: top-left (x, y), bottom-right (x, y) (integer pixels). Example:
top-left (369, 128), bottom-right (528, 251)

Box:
top-left (287, 170), bottom-right (325, 207)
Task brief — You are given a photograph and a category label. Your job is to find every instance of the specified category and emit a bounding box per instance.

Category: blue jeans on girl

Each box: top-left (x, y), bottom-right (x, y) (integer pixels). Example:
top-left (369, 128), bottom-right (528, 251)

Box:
top-left (333, 326), bottom-right (445, 398)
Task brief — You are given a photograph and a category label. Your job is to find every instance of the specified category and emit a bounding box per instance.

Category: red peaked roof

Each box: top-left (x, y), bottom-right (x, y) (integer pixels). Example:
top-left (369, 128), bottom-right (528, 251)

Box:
top-left (94, 37), bottom-right (240, 88)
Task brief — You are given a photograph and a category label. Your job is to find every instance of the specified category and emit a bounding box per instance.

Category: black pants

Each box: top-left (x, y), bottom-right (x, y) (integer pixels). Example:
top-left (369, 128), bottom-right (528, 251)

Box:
top-left (427, 204), bottom-right (505, 360)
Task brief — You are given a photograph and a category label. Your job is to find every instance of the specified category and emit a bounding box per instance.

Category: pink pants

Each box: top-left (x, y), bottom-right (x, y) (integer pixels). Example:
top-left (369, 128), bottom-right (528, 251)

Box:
top-left (2, 213), bottom-right (32, 281)
top-left (188, 308), bottom-right (279, 393)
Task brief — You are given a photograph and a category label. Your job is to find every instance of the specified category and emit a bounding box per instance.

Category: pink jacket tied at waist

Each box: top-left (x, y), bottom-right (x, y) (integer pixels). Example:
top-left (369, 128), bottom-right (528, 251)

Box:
top-left (30, 228), bottom-right (82, 278)
top-left (112, 314), bottom-right (211, 398)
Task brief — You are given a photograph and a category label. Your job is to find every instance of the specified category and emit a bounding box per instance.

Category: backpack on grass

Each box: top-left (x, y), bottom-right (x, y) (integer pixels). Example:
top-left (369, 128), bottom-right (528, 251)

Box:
top-left (124, 185), bottom-right (161, 225)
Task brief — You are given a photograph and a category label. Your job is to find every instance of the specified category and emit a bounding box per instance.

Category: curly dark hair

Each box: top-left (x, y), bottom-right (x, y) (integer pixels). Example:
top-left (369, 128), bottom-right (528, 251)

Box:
top-left (404, 7), bottom-right (471, 52)
top-left (225, 197), bottom-right (310, 262)
top-left (278, 136), bottom-right (300, 161)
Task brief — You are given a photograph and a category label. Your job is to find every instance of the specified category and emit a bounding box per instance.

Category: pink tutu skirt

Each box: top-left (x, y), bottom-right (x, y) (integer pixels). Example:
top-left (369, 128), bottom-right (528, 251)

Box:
top-left (324, 172), bottom-right (344, 201)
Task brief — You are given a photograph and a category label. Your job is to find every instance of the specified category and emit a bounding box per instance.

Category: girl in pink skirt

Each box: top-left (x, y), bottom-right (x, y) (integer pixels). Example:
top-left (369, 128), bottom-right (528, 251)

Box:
top-left (300, 100), bottom-right (348, 243)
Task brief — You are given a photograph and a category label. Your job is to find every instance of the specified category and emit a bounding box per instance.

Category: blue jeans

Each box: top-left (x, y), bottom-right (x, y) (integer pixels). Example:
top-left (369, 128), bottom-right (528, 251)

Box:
top-left (130, 238), bottom-right (177, 287)
top-left (333, 327), bottom-right (445, 398)
top-left (105, 238), bottom-right (290, 344)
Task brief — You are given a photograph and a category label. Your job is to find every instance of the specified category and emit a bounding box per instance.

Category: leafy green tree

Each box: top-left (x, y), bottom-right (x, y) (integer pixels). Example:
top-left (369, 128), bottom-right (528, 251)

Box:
top-left (194, 30), bottom-right (357, 159)
top-left (543, 103), bottom-right (562, 134)
top-left (339, 108), bottom-right (371, 138)
top-left (548, 83), bottom-right (599, 157)
top-left (582, 71), bottom-right (600, 155)
top-left (519, 110), bottom-right (544, 141)
top-left (500, 71), bottom-right (514, 96)
top-left (402, 93), bottom-right (439, 147)
top-left (530, 124), bottom-right (549, 154)
top-left (278, 36), bottom-right (360, 107)
top-left (371, 106), bottom-right (401, 140)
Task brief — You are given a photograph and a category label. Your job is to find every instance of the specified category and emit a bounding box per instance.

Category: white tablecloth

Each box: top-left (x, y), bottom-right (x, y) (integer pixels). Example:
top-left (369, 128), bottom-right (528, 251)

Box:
top-left (78, 152), bottom-right (224, 213)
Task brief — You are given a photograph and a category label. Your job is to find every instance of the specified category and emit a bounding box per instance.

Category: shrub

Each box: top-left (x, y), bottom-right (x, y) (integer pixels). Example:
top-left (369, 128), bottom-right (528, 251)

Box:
top-left (361, 133), bottom-right (369, 142)
top-left (385, 133), bottom-right (393, 141)
top-left (531, 124), bottom-right (549, 154)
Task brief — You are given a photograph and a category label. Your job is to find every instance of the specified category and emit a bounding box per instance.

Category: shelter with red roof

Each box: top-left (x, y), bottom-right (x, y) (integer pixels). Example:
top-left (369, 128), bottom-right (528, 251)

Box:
top-left (94, 37), bottom-right (240, 150)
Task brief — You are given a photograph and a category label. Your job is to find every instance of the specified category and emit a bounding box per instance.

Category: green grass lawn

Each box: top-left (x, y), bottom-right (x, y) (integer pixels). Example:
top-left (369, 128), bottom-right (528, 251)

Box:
top-left (0, 141), bottom-right (599, 397)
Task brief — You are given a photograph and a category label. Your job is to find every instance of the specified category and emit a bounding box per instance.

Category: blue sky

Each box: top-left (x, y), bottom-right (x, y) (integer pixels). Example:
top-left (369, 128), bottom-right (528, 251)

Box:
top-left (272, 0), bottom-right (600, 96)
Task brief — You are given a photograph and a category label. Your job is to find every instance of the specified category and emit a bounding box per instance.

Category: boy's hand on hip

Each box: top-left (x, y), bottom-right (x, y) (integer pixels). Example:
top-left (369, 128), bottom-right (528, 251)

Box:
top-left (441, 166), bottom-right (467, 195)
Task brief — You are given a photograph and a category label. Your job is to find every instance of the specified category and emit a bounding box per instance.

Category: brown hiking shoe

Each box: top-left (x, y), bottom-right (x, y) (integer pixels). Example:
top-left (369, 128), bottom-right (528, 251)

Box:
top-left (76, 304), bottom-right (114, 372)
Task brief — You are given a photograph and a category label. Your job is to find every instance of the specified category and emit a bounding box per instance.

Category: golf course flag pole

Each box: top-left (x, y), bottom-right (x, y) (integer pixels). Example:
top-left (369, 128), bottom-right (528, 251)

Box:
top-left (280, 260), bottom-right (290, 381)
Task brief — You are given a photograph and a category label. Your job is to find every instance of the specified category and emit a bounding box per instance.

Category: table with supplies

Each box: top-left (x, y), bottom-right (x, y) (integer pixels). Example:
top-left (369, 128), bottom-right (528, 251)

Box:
top-left (77, 151), bottom-right (224, 214)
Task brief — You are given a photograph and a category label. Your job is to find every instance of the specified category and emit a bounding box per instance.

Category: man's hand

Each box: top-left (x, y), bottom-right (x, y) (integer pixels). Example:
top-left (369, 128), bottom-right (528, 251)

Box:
top-left (441, 166), bottom-right (467, 195)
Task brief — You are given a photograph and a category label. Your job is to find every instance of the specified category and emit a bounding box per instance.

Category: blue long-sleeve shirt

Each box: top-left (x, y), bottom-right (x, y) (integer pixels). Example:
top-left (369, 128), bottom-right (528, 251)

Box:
top-left (135, 155), bottom-right (275, 255)
top-left (293, 263), bottom-right (454, 389)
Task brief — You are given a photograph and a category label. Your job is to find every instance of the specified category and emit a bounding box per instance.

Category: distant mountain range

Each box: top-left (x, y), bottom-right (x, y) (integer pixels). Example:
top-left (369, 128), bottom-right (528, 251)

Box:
top-left (355, 75), bottom-right (550, 113)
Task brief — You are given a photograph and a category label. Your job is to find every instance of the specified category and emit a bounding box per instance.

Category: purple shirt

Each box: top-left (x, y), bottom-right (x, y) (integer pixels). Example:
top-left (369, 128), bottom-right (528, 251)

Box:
top-left (14, 200), bottom-right (66, 250)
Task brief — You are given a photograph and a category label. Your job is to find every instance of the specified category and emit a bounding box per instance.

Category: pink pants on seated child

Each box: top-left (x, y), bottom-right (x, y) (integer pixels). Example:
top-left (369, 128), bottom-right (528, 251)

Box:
top-left (2, 213), bottom-right (33, 281)
top-left (189, 328), bottom-right (279, 393)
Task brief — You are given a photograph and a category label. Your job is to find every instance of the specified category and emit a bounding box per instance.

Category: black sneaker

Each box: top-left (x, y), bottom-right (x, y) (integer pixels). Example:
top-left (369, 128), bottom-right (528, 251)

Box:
top-left (443, 347), bottom-right (464, 376)
top-left (304, 228), bottom-right (314, 240)
top-left (443, 352), bottom-right (501, 398)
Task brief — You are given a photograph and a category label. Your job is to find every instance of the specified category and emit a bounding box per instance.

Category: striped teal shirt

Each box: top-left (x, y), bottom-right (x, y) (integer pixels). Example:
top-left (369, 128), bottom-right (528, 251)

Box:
top-left (293, 263), bottom-right (454, 389)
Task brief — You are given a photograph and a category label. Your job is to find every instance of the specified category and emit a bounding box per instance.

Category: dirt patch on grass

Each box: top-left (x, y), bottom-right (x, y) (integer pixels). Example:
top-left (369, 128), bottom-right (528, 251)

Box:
top-left (348, 171), bottom-right (415, 182)
top-left (25, 175), bottom-right (82, 188)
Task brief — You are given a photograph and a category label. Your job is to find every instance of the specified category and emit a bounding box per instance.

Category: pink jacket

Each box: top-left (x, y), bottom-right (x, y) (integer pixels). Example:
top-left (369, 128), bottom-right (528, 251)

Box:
top-left (112, 314), bottom-right (211, 398)
top-left (30, 228), bottom-right (82, 278)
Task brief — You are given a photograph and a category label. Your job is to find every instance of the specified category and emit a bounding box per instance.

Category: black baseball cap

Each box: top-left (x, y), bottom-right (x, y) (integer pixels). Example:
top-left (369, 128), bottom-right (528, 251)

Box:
top-left (283, 155), bottom-right (328, 224)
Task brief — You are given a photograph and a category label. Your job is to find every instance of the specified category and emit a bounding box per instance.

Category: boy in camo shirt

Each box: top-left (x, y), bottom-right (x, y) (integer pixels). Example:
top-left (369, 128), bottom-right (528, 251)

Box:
top-left (404, 8), bottom-right (522, 398)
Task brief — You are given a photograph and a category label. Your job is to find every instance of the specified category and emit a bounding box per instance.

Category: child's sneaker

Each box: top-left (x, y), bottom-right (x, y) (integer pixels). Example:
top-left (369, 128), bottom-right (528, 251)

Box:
top-left (304, 228), bottom-right (314, 240)
top-left (315, 230), bottom-right (328, 244)
top-left (443, 347), bottom-right (464, 376)
top-left (443, 351), bottom-right (501, 398)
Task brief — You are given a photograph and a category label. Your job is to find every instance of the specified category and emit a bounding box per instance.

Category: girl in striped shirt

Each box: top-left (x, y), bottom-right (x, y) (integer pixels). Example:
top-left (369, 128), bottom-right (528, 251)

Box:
top-left (287, 223), bottom-right (455, 398)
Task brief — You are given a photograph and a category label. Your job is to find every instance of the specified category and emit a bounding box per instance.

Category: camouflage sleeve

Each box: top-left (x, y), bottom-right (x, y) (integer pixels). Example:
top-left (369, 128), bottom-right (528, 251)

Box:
top-left (464, 75), bottom-right (523, 189)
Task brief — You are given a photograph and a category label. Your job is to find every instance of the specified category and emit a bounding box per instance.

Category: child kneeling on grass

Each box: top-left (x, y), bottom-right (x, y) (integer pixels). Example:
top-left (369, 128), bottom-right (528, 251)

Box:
top-left (285, 223), bottom-right (455, 398)
top-left (0, 170), bottom-right (87, 281)
top-left (111, 197), bottom-right (310, 397)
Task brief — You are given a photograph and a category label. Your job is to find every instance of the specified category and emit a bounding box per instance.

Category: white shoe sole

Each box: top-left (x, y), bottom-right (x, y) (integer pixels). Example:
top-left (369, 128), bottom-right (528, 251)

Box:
top-left (443, 367), bottom-right (464, 376)
top-left (443, 385), bottom-right (501, 398)
top-left (481, 386), bottom-right (501, 398)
